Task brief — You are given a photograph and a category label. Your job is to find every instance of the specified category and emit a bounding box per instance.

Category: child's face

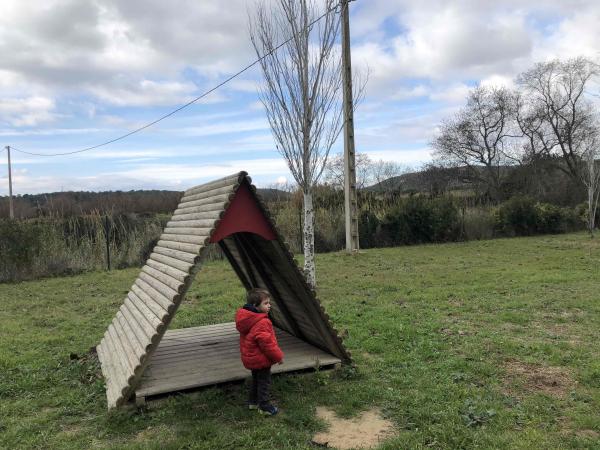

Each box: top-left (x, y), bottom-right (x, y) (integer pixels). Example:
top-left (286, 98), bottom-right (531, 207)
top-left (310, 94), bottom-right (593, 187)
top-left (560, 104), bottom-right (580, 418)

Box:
top-left (257, 296), bottom-right (271, 314)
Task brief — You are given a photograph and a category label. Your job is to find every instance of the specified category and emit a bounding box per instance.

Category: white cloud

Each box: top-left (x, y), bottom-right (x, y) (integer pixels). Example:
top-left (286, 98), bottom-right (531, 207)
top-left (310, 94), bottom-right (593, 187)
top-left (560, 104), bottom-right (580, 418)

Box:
top-left (0, 96), bottom-right (60, 126)
top-left (428, 84), bottom-right (473, 104)
top-left (109, 158), bottom-right (288, 183)
top-left (0, 0), bottom-right (253, 107)
top-left (351, 0), bottom-right (600, 98)
top-left (533, 9), bottom-right (600, 62)
top-left (0, 127), bottom-right (108, 137)
top-left (354, 6), bottom-right (531, 91)
top-left (89, 79), bottom-right (197, 107)
top-left (365, 148), bottom-right (432, 166)
top-left (228, 79), bottom-right (260, 93)
top-left (166, 119), bottom-right (268, 137)
top-left (479, 74), bottom-right (516, 89)
top-left (0, 157), bottom-right (292, 194)
top-left (391, 85), bottom-right (429, 101)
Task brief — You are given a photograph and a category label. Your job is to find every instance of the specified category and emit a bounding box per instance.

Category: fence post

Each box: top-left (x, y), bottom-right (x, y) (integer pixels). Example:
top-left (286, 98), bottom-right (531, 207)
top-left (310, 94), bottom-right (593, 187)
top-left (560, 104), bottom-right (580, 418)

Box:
top-left (104, 215), bottom-right (111, 271)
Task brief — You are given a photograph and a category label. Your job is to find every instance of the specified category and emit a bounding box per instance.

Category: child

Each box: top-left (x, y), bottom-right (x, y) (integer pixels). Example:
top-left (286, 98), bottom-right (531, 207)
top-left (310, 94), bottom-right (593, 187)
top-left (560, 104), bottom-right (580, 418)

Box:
top-left (235, 288), bottom-right (284, 416)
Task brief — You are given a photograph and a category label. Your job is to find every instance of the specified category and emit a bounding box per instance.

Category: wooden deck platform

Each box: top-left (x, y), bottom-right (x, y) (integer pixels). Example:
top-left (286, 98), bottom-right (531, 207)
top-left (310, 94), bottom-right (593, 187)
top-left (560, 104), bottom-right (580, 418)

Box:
top-left (136, 322), bottom-right (341, 398)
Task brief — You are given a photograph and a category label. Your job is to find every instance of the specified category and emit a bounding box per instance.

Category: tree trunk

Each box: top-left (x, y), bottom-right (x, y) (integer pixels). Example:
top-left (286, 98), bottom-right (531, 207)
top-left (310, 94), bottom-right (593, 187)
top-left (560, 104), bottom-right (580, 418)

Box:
top-left (303, 190), bottom-right (316, 288)
top-left (589, 184), bottom-right (596, 238)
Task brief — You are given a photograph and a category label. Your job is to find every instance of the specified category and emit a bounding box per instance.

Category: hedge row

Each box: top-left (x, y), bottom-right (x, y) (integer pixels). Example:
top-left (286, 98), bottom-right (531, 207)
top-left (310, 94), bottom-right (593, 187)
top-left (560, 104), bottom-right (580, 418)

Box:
top-left (0, 195), bottom-right (589, 282)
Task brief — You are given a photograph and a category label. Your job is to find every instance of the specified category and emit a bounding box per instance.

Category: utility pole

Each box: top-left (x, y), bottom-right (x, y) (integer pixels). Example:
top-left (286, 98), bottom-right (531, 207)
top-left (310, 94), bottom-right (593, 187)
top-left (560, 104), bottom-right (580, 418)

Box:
top-left (6, 146), bottom-right (14, 219)
top-left (341, 0), bottom-right (359, 252)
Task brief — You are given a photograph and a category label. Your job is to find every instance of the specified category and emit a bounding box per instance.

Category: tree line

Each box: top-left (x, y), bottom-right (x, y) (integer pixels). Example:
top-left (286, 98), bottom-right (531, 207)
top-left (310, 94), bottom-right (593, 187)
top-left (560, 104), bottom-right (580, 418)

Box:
top-left (431, 57), bottom-right (599, 234)
top-left (0, 190), bottom-right (181, 219)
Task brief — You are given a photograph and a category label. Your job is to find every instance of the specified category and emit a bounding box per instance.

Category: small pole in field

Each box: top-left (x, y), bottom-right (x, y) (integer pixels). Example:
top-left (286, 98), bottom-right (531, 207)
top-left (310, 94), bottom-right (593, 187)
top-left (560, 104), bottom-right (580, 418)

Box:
top-left (104, 215), bottom-right (111, 271)
top-left (6, 146), bottom-right (14, 219)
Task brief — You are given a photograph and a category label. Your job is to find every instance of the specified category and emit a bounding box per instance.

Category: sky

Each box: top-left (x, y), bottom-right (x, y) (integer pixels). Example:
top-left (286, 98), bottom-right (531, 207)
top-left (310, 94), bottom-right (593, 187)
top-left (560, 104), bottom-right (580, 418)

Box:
top-left (0, 0), bottom-right (599, 195)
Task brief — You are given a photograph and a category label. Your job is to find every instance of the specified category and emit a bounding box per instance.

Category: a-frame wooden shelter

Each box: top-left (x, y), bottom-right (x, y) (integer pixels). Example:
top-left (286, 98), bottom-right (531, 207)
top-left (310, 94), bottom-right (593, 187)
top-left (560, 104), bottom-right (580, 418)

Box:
top-left (97, 172), bottom-right (351, 408)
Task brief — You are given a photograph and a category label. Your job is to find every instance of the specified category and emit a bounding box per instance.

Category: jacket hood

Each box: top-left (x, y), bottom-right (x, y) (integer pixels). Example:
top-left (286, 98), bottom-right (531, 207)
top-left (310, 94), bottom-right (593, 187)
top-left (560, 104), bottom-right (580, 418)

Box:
top-left (235, 307), bottom-right (268, 334)
top-left (243, 303), bottom-right (260, 313)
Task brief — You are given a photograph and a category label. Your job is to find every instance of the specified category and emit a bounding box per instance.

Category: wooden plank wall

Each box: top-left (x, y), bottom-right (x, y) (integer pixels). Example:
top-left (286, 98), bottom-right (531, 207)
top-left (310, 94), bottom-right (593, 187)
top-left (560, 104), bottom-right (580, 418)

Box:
top-left (97, 173), bottom-right (245, 408)
top-left (97, 171), bottom-right (351, 409)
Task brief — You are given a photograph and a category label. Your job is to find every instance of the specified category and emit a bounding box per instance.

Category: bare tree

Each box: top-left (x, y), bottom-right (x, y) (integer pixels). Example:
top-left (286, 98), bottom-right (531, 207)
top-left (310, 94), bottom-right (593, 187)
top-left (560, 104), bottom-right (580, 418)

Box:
top-left (249, 0), bottom-right (344, 287)
top-left (517, 57), bottom-right (599, 181)
top-left (324, 152), bottom-right (372, 189)
top-left (432, 85), bottom-right (518, 201)
top-left (324, 153), bottom-right (406, 191)
top-left (582, 128), bottom-right (600, 236)
top-left (369, 159), bottom-right (407, 191)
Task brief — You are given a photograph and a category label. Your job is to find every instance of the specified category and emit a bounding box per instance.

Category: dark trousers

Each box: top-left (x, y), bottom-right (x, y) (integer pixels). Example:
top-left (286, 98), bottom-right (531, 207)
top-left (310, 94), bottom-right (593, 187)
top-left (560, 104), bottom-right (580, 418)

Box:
top-left (249, 367), bottom-right (272, 407)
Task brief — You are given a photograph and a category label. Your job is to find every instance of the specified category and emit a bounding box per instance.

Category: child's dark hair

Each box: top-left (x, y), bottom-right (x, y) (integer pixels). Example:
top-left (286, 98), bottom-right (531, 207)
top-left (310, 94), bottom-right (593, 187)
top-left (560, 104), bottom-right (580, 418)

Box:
top-left (247, 288), bottom-right (271, 306)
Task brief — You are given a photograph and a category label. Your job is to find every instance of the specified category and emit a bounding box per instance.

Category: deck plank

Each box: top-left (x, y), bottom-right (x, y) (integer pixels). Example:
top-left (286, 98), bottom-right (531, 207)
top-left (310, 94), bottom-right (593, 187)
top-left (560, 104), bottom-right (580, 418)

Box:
top-left (136, 323), bottom-right (341, 397)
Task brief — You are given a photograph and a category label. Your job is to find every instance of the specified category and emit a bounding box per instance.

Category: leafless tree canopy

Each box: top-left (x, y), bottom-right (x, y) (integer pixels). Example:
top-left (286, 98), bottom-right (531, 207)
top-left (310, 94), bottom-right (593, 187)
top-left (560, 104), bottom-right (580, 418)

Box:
top-left (324, 153), bottom-right (370, 189)
top-left (370, 159), bottom-right (407, 190)
top-left (323, 153), bottom-right (407, 190)
top-left (250, 0), bottom-right (342, 191)
top-left (431, 56), bottom-right (600, 230)
top-left (517, 57), bottom-right (600, 180)
top-left (432, 86), bottom-right (517, 200)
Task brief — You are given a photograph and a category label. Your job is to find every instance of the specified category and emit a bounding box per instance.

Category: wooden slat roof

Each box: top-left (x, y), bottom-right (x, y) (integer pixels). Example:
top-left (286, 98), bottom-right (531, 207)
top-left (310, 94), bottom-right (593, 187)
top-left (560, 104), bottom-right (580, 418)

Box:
top-left (96, 171), bottom-right (351, 409)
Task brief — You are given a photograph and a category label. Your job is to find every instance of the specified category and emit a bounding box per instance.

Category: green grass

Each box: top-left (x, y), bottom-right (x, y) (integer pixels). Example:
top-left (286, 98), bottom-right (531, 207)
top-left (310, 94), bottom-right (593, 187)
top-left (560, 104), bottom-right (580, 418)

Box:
top-left (1, 232), bottom-right (600, 449)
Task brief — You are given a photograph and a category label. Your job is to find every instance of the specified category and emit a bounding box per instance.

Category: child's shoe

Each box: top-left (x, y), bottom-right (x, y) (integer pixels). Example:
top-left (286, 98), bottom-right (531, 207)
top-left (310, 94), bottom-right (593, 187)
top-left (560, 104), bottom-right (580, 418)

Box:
top-left (258, 404), bottom-right (278, 416)
top-left (248, 403), bottom-right (258, 410)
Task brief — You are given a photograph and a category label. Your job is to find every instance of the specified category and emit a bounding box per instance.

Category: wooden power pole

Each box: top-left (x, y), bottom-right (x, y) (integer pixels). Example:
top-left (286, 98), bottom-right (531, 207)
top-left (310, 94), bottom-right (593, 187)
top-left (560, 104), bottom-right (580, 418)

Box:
top-left (341, 0), bottom-right (359, 252)
top-left (6, 146), bottom-right (14, 219)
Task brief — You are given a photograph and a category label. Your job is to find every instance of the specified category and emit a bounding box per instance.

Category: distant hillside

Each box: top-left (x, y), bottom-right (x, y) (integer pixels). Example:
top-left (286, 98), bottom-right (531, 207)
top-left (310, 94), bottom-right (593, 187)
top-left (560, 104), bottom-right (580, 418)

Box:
top-left (0, 187), bottom-right (292, 219)
top-left (365, 171), bottom-right (425, 192)
top-left (366, 166), bottom-right (488, 193)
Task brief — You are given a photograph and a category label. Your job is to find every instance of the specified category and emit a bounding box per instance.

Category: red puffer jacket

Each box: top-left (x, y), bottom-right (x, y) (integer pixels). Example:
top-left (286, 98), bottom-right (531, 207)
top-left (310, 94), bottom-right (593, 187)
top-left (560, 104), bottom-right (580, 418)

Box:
top-left (235, 307), bottom-right (284, 370)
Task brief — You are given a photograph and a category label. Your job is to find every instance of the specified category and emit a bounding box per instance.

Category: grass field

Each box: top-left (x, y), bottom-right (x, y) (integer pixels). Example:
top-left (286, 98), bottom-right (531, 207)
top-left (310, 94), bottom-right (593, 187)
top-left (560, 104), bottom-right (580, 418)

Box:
top-left (1, 232), bottom-right (599, 449)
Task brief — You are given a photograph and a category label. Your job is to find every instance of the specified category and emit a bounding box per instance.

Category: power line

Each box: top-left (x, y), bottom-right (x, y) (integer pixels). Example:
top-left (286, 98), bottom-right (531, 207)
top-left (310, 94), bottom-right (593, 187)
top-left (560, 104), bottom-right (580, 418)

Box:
top-left (10, 3), bottom-right (340, 158)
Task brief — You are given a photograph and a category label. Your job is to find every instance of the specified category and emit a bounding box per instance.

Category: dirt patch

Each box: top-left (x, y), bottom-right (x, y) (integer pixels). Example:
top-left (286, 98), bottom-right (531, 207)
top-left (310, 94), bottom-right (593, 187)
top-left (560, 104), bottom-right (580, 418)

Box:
top-left (134, 425), bottom-right (175, 443)
top-left (534, 322), bottom-right (582, 345)
top-left (503, 360), bottom-right (575, 398)
top-left (59, 424), bottom-right (82, 438)
top-left (439, 328), bottom-right (470, 337)
top-left (312, 407), bottom-right (394, 449)
top-left (576, 429), bottom-right (600, 439)
top-left (360, 352), bottom-right (383, 362)
top-left (560, 309), bottom-right (584, 319)
top-left (557, 417), bottom-right (600, 439)
top-left (447, 298), bottom-right (464, 308)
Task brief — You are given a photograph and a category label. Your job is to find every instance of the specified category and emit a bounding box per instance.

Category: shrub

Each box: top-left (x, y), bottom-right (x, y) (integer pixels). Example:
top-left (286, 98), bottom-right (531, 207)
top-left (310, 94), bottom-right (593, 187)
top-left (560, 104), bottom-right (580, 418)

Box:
top-left (462, 207), bottom-right (495, 240)
top-left (379, 196), bottom-right (460, 245)
top-left (358, 210), bottom-right (380, 249)
top-left (575, 202), bottom-right (600, 231)
top-left (314, 207), bottom-right (344, 252)
top-left (494, 196), bottom-right (583, 237)
top-left (535, 203), bottom-right (567, 234)
top-left (0, 214), bottom-right (164, 283)
top-left (272, 204), bottom-right (303, 254)
top-left (430, 197), bottom-right (461, 242)
top-left (494, 196), bottom-right (539, 236)
top-left (0, 220), bottom-right (45, 280)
